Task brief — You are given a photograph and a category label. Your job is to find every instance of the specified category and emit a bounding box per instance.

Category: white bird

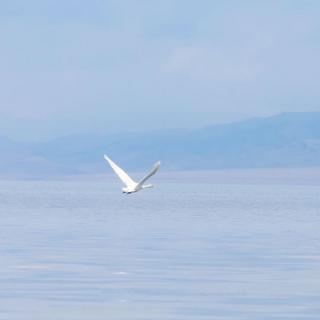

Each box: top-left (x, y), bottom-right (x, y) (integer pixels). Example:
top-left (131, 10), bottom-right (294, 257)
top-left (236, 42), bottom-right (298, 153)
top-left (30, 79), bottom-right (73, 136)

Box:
top-left (104, 155), bottom-right (160, 194)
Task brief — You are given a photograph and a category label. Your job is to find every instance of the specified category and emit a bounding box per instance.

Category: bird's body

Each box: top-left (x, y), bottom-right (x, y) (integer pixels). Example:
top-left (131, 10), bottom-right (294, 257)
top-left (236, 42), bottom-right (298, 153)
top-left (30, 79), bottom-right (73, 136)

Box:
top-left (104, 155), bottom-right (160, 194)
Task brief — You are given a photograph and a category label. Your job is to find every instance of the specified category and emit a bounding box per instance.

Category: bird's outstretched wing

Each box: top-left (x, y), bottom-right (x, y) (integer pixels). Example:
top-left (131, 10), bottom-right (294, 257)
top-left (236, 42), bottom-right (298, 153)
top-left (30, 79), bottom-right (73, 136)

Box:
top-left (104, 155), bottom-right (136, 187)
top-left (137, 161), bottom-right (160, 187)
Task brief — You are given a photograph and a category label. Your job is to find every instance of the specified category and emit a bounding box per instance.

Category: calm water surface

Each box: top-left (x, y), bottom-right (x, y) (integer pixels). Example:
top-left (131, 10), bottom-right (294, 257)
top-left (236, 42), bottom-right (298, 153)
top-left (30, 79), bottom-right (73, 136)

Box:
top-left (0, 174), bottom-right (320, 319)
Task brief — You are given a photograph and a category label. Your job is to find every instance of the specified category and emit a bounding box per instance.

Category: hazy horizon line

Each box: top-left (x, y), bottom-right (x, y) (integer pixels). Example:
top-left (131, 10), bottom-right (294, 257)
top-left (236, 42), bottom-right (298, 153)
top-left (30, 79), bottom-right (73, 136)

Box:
top-left (3, 110), bottom-right (320, 143)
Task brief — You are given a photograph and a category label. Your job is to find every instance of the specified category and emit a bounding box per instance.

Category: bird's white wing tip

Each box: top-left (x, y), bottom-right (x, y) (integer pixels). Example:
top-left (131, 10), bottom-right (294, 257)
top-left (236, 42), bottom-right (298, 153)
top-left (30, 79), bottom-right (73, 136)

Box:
top-left (155, 161), bottom-right (161, 170)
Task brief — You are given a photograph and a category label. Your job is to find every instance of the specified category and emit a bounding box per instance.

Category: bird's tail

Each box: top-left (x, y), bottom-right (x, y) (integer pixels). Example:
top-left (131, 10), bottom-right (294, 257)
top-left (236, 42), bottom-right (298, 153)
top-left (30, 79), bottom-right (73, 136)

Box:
top-left (142, 184), bottom-right (154, 189)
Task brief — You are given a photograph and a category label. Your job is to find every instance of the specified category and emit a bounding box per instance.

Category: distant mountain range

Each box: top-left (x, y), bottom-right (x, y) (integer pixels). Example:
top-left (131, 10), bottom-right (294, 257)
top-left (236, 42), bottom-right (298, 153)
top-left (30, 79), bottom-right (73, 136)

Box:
top-left (1, 112), bottom-right (320, 177)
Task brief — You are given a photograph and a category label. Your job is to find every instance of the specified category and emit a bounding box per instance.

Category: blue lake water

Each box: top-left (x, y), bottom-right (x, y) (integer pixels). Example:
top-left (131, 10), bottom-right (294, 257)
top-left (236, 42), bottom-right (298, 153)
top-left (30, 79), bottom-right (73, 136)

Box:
top-left (0, 173), bottom-right (320, 319)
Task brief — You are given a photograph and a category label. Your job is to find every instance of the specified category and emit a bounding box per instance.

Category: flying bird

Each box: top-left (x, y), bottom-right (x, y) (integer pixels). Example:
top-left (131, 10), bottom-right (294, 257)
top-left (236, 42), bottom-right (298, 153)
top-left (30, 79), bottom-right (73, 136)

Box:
top-left (104, 155), bottom-right (160, 194)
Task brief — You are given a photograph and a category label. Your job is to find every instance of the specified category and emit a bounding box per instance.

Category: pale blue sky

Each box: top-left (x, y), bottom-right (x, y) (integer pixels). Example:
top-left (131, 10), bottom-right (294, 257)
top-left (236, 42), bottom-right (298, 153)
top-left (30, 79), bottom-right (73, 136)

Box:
top-left (0, 0), bottom-right (319, 140)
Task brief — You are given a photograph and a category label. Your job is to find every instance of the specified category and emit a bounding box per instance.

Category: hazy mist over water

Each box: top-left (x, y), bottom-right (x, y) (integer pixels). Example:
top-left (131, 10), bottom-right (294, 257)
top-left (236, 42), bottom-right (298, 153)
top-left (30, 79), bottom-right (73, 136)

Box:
top-left (1, 173), bottom-right (320, 319)
top-left (1, 1), bottom-right (320, 318)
